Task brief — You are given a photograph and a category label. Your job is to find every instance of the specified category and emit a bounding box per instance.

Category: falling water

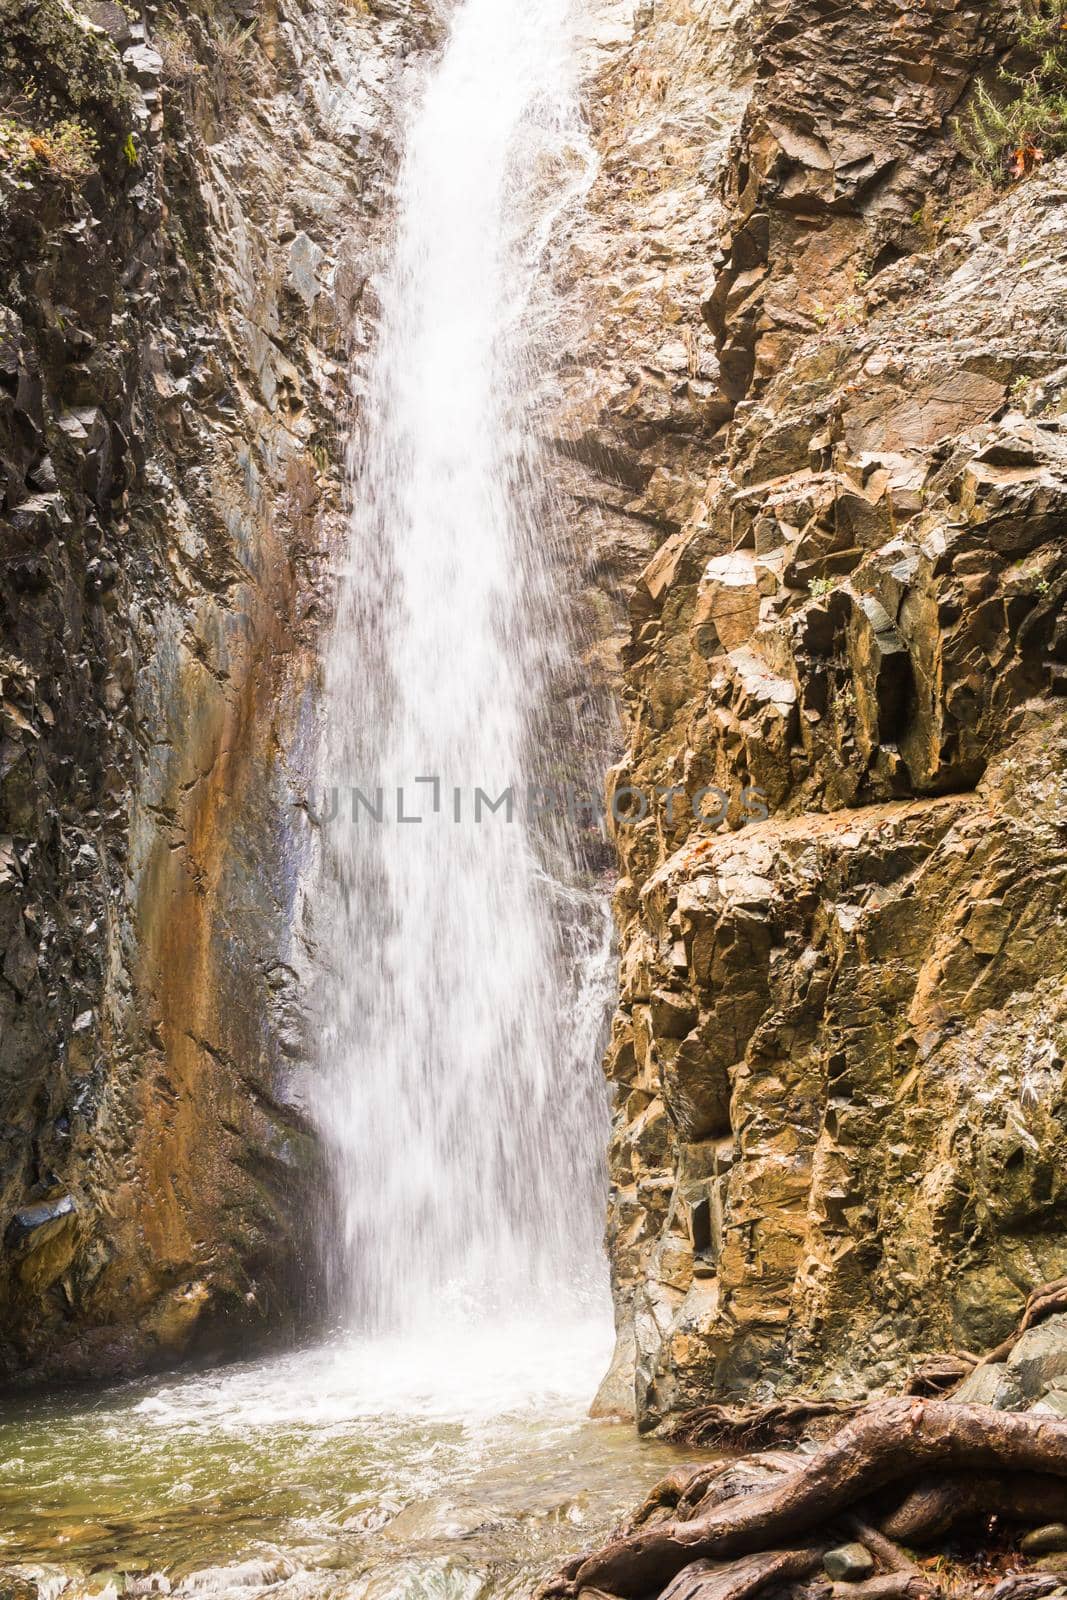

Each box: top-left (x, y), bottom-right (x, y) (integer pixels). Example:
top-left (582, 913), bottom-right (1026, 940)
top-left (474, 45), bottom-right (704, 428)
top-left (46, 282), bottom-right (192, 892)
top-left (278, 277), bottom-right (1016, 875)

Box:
top-left (314, 0), bottom-right (613, 1346)
top-left (0, 8), bottom-right (689, 1585)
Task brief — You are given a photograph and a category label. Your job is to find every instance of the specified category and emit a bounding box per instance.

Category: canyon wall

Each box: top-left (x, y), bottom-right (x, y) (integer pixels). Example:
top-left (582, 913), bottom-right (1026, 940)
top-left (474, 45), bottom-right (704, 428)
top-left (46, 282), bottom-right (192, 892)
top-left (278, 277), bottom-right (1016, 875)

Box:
top-left (0, 0), bottom-right (431, 1380)
top-left (567, 0), bottom-right (1067, 1425)
top-left (2, 0), bottom-right (1065, 1412)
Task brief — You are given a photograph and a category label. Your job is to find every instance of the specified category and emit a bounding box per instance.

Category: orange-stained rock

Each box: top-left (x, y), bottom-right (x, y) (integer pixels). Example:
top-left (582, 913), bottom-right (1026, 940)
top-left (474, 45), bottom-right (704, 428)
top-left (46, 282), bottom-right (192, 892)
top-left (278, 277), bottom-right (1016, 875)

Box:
top-left (577, 1), bottom-right (1067, 1426)
top-left (0, 0), bottom-right (436, 1381)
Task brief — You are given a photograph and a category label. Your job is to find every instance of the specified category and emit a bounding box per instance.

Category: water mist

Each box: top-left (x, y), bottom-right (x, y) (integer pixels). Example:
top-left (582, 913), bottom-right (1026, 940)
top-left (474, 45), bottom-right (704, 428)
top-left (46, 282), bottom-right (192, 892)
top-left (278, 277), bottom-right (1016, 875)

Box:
top-left (313, 0), bottom-right (614, 1360)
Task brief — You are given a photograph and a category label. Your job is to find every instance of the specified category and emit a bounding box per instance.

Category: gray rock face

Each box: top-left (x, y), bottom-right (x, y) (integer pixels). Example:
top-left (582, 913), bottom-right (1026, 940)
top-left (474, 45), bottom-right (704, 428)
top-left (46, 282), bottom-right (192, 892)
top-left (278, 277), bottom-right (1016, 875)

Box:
top-left (953, 1316), bottom-right (1067, 1413)
top-left (0, 0), bottom-right (434, 1379)
top-left (1013, 1319), bottom-right (1067, 1407)
top-left (547, 0), bottom-right (757, 708)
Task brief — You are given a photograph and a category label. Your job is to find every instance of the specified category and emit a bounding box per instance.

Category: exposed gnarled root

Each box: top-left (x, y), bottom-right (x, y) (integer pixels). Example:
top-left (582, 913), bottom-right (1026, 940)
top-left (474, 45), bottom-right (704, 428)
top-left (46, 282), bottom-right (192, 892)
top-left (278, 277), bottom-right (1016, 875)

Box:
top-left (541, 1400), bottom-right (1067, 1600)
top-left (881, 1473), bottom-right (1067, 1545)
top-left (669, 1399), bottom-right (860, 1450)
top-left (962, 1279), bottom-right (1067, 1377)
top-left (658, 1547), bottom-right (827, 1600)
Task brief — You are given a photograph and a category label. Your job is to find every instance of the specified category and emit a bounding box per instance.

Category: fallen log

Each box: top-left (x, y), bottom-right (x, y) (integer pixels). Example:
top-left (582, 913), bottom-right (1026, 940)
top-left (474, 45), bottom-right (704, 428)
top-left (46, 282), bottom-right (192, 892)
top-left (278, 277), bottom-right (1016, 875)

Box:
top-left (542, 1401), bottom-right (1067, 1599)
top-left (684, 1454), bottom-right (801, 1520)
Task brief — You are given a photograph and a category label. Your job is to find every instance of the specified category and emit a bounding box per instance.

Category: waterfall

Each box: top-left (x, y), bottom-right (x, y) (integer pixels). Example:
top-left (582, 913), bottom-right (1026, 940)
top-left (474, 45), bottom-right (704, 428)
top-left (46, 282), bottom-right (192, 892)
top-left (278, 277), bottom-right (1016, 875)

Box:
top-left (313, 0), bottom-right (613, 1345)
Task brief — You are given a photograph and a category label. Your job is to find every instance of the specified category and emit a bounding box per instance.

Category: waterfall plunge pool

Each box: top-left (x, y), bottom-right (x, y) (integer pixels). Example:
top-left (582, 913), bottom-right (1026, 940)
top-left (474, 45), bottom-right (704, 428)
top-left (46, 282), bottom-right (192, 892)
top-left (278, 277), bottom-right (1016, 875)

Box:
top-left (0, 1319), bottom-right (693, 1599)
top-left (0, 2), bottom-right (695, 1593)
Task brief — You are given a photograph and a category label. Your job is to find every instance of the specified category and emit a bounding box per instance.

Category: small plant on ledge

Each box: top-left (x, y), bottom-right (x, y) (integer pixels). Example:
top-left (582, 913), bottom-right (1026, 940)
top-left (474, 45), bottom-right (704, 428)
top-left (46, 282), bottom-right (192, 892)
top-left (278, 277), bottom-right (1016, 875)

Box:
top-left (0, 99), bottom-right (98, 183)
top-left (956, 0), bottom-right (1067, 181)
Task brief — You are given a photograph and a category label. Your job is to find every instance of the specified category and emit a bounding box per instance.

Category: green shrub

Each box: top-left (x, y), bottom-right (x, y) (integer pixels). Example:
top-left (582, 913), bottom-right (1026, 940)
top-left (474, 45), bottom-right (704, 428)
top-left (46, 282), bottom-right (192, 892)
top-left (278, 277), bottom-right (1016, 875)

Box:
top-left (0, 112), bottom-right (98, 181)
top-left (956, 0), bottom-right (1067, 180)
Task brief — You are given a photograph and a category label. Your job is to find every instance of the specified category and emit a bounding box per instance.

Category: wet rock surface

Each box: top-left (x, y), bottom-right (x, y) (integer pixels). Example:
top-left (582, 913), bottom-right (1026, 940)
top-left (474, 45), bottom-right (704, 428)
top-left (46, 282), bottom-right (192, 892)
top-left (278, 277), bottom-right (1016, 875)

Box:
top-left (956, 1315), bottom-right (1067, 1414)
top-left (823, 1544), bottom-right (875, 1582)
top-left (1, 0), bottom-right (1064, 1429)
top-left (572, 3), bottom-right (1067, 1426)
top-left (0, 0), bottom-right (433, 1377)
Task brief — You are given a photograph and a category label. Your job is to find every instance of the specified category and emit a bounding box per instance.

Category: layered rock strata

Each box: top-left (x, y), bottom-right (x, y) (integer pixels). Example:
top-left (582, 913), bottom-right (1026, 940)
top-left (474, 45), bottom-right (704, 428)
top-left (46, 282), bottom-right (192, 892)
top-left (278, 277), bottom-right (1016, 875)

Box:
top-left (0, 0), bottom-right (430, 1378)
top-left (577, 0), bottom-right (1067, 1424)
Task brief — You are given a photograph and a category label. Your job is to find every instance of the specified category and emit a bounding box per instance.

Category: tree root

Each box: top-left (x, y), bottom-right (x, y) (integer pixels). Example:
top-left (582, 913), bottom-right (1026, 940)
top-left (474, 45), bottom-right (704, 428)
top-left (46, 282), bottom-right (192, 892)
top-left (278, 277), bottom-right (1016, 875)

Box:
top-left (965, 1279), bottom-right (1067, 1374)
top-left (839, 1515), bottom-right (922, 1576)
top-left (775, 1579), bottom-right (938, 1600)
top-left (989, 1576), bottom-right (1063, 1600)
top-left (546, 1283), bottom-right (1067, 1600)
top-left (881, 1473), bottom-right (1067, 1545)
top-left (829, 1577), bottom-right (938, 1600)
top-left (627, 1454), bottom-right (804, 1534)
top-left (900, 1276), bottom-right (1067, 1407)
top-left (668, 1399), bottom-right (860, 1450)
top-left (657, 1547), bottom-right (827, 1600)
top-left (627, 1462), bottom-right (735, 1530)
top-left (541, 1401), bottom-right (1067, 1600)
top-left (904, 1356), bottom-right (979, 1398)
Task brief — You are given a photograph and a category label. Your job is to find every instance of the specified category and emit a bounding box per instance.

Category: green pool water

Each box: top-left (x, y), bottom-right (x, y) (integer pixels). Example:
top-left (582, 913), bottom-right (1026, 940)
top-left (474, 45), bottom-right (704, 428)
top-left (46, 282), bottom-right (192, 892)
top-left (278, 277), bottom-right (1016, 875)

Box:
top-left (0, 1319), bottom-right (693, 1600)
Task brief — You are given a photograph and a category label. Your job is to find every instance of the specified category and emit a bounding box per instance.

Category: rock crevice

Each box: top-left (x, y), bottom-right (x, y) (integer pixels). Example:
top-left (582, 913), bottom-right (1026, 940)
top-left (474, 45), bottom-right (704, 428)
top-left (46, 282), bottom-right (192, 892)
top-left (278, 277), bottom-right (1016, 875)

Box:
top-left (0, 0), bottom-right (432, 1379)
top-left (570, 0), bottom-right (1067, 1427)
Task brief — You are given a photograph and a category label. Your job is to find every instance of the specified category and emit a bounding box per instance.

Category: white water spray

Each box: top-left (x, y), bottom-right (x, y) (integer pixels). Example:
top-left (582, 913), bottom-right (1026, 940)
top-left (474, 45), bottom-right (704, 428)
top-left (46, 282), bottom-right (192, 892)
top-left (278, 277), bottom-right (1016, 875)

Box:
top-left (314, 0), bottom-right (613, 1350)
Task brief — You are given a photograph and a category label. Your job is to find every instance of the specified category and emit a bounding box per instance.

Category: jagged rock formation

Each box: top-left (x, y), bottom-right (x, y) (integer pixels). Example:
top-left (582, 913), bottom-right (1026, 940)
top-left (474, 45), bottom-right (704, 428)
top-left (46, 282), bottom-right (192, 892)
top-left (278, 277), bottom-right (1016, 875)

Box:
top-left (0, 0), bottom-right (431, 1379)
top-left (571, 0), bottom-right (1067, 1425)
top-left (551, 0), bottom-right (754, 694)
top-left (2, 0), bottom-right (1064, 1424)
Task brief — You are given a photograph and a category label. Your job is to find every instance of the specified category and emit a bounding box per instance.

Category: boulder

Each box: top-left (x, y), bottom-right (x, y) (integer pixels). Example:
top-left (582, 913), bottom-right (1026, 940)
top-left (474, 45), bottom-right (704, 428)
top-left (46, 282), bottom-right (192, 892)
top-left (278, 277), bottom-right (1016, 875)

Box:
top-left (692, 553), bottom-right (761, 654)
top-left (1010, 1316), bottom-right (1067, 1402)
top-left (83, 0), bottom-right (133, 44)
top-left (4, 1195), bottom-right (78, 1296)
top-left (4, 1195), bottom-right (76, 1257)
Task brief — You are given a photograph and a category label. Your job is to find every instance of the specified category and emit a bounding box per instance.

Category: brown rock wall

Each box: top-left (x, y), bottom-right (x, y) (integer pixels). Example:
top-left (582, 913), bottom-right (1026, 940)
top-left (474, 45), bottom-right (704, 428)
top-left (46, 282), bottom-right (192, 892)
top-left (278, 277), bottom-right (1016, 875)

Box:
top-left (0, 0), bottom-right (432, 1379)
top-left (577, 2), bottom-right (1067, 1425)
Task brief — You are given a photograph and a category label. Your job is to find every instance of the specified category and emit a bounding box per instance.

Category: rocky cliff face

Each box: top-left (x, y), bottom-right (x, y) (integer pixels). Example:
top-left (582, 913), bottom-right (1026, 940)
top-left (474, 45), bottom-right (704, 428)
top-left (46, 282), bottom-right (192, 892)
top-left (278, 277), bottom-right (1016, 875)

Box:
top-left (569, 0), bottom-right (1067, 1426)
top-left (2, 0), bottom-right (1064, 1417)
top-left (0, 0), bottom-right (431, 1380)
